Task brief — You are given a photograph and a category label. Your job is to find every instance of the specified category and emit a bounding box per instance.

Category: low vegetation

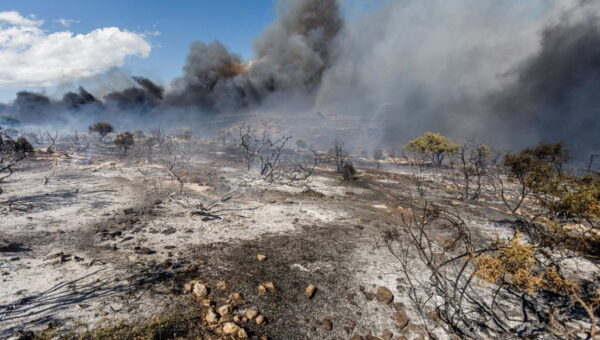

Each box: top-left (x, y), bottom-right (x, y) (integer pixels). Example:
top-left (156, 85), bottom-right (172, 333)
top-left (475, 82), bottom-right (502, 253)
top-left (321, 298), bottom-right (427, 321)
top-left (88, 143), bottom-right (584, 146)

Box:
top-left (406, 132), bottom-right (459, 167)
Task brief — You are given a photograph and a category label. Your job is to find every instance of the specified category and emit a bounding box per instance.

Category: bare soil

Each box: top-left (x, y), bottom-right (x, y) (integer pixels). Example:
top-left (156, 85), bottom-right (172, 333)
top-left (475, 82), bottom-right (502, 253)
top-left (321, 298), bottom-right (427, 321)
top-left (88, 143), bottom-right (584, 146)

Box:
top-left (0, 144), bottom-right (596, 339)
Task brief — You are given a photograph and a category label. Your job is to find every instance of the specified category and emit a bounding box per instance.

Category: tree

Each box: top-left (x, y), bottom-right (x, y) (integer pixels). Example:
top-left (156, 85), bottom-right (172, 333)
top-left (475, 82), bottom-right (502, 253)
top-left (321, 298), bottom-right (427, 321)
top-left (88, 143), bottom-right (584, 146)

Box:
top-left (88, 122), bottom-right (114, 140)
top-left (113, 132), bottom-right (135, 155)
top-left (406, 132), bottom-right (459, 167)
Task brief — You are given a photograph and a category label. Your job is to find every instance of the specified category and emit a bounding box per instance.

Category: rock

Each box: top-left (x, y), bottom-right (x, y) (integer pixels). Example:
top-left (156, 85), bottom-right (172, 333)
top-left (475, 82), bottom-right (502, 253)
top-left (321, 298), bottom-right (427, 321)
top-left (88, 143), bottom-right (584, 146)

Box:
top-left (381, 329), bottom-right (393, 340)
top-left (183, 282), bottom-right (194, 293)
top-left (449, 200), bottom-right (461, 207)
top-left (322, 318), bottom-right (333, 332)
top-left (376, 286), bottom-right (394, 304)
top-left (260, 336), bottom-right (268, 340)
top-left (217, 304), bottom-right (231, 316)
top-left (205, 308), bottom-right (219, 323)
top-left (134, 247), bottom-right (155, 255)
top-left (305, 284), bottom-right (317, 299)
top-left (237, 328), bottom-right (248, 339)
top-left (161, 226), bottom-right (177, 235)
top-left (231, 292), bottom-right (242, 301)
top-left (255, 314), bottom-right (265, 325)
top-left (264, 281), bottom-right (276, 293)
top-left (257, 284), bottom-right (267, 295)
top-left (257, 254), bottom-right (267, 262)
top-left (244, 309), bottom-right (259, 320)
top-left (222, 322), bottom-right (239, 335)
top-left (350, 336), bottom-right (364, 340)
top-left (233, 315), bottom-right (241, 323)
top-left (216, 281), bottom-right (228, 291)
top-left (393, 304), bottom-right (410, 330)
top-left (365, 336), bottom-right (382, 340)
top-left (193, 283), bottom-right (208, 299)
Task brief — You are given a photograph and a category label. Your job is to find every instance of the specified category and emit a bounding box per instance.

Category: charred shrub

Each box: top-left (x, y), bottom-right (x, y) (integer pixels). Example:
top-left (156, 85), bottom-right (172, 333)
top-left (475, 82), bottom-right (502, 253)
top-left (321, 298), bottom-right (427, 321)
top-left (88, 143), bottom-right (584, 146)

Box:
top-left (113, 132), bottom-right (135, 154)
top-left (4, 136), bottom-right (34, 154)
top-left (88, 122), bottom-right (114, 139)
top-left (341, 162), bottom-right (357, 180)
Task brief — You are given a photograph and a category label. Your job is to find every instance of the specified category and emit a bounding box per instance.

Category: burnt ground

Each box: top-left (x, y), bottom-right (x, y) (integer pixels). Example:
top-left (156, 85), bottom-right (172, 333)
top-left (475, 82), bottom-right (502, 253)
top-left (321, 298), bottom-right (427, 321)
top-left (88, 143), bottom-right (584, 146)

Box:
top-left (1, 142), bottom-right (597, 339)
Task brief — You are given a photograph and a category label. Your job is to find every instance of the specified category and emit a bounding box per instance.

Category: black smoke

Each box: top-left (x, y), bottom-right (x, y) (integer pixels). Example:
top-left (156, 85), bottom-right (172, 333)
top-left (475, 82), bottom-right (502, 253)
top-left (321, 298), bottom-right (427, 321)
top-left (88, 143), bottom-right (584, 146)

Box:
top-left (104, 76), bottom-right (164, 111)
top-left (165, 0), bottom-right (342, 112)
top-left (490, 13), bottom-right (600, 155)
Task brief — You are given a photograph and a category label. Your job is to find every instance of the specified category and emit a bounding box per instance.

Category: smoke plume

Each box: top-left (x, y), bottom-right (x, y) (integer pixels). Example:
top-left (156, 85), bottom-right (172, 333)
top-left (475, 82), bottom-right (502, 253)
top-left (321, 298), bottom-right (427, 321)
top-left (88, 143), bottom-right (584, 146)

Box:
top-left (1, 0), bottom-right (599, 157)
top-left (165, 0), bottom-right (342, 112)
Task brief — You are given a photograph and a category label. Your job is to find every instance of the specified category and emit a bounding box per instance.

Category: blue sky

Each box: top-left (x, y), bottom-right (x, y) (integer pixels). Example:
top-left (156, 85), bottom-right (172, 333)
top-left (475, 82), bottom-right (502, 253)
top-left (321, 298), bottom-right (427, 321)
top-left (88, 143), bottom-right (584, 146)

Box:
top-left (0, 0), bottom-right (279, 102)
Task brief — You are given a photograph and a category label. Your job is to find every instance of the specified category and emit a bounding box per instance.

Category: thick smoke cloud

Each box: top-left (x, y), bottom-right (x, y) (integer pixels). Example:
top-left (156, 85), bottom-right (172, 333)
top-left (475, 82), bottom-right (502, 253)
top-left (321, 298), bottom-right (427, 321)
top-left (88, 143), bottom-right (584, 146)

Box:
top-left (166, 0), bottom-right (342, 112)
top-left (490, 10), bottom-right (600, 155)
top-left (314, 0), bottom-right (600, 155)
top-left (1, 0), bottom-right (599, 157)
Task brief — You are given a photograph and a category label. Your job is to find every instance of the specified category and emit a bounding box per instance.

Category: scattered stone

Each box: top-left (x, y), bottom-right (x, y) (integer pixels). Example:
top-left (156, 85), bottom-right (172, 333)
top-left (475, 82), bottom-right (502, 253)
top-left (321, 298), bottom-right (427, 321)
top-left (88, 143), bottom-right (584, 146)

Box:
top-left (376, 286), bottom-right (394, 304)
top-left (257, 284), bottom-right (267, 295)
top-left (381, 329), bottom-right (393, 340)
top-left (427, 309), bottom-right (440, 322)
top-left (183, 282), bottom-right (194, 293)
top-left (161, 226), bottom-right (177, 235)
top-left (233, 315), bottom-right (241, 323)
top-left (205, 308), bottom-right (219, 324)
top-left (350, 336), bottom-right (364, 340)
top-left (231, 292), bottom-right (242, 301)
top-left (222, 322), bottom-right (239, 335)
top-left (255, 315), bottom-right (265, 325)
top-left (393, 303), bottom-right (410, 330)
top-left (134, 247), bottom-right (155, 255)
top-left (217, 304), bottom-right (231, 316)
top-left (322, 318), bottom-right (333, 332)
top-left (365, 336), bottom-right (382, 340)
top-left (257, 254), bottom-right (267, 262)
top-left (263, 281), bottom-right (276, 293)
top-left (305, 284), bottom-right (317, 299)
top-left (237, 328), bottom-right (248, 339)
top-left (216, 280), bottom-right (228, 291)
top-left (244, 309), bottom-right (259, 320)
top-left (193, 283), bottom-right (208, 299)
top-left (123, 208), bottom-right (135, 215)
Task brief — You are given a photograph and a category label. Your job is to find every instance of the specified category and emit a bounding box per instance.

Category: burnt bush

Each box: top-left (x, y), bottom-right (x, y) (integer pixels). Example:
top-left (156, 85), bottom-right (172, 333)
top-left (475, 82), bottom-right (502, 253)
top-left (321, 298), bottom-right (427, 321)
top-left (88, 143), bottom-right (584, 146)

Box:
top-left (88, 122), bottom-right (114, 139)
top-left (113, 132), bottom-right (135, 155)
top-left (341, 162), bottom-right (357, 180)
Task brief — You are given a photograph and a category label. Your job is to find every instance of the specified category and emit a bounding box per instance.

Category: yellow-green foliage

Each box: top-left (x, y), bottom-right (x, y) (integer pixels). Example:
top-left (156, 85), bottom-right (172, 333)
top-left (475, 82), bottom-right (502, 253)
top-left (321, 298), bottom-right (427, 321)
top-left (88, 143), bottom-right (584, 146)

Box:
top-left (405, 132), bottom-right (459, 166)
top-left (504, 142), bottom-right (600, 220)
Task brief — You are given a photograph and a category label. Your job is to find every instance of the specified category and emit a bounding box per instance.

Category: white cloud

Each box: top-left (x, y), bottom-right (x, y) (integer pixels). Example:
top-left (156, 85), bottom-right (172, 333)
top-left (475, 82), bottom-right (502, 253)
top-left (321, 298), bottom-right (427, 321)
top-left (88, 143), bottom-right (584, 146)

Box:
top-left (0, 11), bottom-right (151, 88)
top-left (57, 18), bottom-right (80, 28)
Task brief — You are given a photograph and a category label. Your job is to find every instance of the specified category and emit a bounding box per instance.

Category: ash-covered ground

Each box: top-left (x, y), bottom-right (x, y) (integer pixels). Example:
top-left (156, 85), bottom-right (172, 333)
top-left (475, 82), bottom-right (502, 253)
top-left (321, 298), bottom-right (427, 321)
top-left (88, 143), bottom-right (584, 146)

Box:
top-left (0, 133), bottom-right (598, 340)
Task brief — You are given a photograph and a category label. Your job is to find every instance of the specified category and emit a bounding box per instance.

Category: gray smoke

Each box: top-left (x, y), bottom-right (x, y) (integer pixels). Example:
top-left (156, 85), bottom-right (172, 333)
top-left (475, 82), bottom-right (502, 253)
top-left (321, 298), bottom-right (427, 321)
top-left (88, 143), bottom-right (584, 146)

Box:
top-left (489, 9), bottom-right (600, 155)
top-left (313, 0), bottom-right (600, 155)
top-left (2, 0), bottom-right (600, 157)
top-left (166, 0), bottom-right (342, 112)
top-left (104, 76), bottom-right (164, 111)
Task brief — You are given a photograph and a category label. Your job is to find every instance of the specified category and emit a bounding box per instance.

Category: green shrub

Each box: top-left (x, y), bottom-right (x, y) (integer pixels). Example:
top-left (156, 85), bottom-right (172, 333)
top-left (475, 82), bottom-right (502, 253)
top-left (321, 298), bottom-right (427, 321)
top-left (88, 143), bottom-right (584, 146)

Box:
top-left (406, 132), bottom-right (459, 166)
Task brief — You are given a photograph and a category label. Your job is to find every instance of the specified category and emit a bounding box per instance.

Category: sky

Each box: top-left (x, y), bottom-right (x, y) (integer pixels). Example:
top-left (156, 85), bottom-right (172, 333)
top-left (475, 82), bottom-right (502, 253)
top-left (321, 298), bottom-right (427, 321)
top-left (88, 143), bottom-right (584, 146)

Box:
top-left (0, 0), bottom-right (278, 103)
